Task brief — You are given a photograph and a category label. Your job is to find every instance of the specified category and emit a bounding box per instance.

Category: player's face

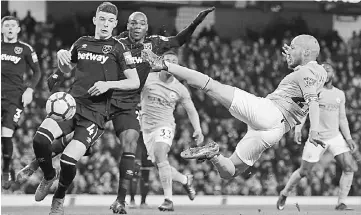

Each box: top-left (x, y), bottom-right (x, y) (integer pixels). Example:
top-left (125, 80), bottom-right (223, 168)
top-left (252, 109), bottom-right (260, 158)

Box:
top-left (163, 54), bottom-right (178, 65)
top-left (287, 42), bottom-right (303, 69)
top-left (93, 11), bottom-right (117, 39)
top-left (323, 64), bottom-right (334, 84)
top-left (1, 20), bottom-right (20, 40)
top-left (127, 13), bottom-right (148, 41)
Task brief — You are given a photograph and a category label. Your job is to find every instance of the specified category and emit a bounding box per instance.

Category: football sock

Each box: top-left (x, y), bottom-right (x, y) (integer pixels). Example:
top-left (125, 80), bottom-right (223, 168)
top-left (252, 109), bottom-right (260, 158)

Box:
top-left (130, 177), bottom-right (138, 202)
top-left (32, 130), bottom-right (55, 180)
top-left (2, 137), bottom-right (13, 173)
top-left (54, 154), bottom-right (77, 199)
top-left (140, 169), bottom-right (150, 204)
top-left (171, 166), bottom-right (187, 185)
top-left (51, 139), bottom-right (65, 156)
top-left (117, 152), bottom-right (135, 201)
top-left (281, 169), bottom-right (302, 196)
top-left (166, 62), bottom-right (211, 90)
top-left (157, 161), bottom-right (172, 201)
top-left (210, 155), bottom-right (236, 179)
top-left (338, 171), bottom-right (354, 204)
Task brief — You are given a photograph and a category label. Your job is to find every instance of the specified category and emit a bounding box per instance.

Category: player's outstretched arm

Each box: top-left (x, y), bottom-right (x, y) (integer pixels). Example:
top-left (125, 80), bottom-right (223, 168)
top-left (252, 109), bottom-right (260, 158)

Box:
top-left (169, 7), bottom-right (215, 47)
top-left (181, 94), bottom-right (204, 145)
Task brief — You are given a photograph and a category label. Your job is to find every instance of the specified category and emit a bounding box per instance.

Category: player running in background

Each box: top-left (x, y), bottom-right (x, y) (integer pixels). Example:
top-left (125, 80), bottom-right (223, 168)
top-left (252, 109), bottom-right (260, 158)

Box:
top-left (277, 63), bottom-right (358, 211)
top-left (109, 8), bottom-right (214, 214)
top-left (141, 34), bottom-right (327, 181)
top-left (31, 3), bottom-right (139, 215)
top-left (140, 51), bottom-right (202, 211)
top-left (1, 16), bottom-right (42, 189)
top-left (129, 131), bottom-right (153, 209)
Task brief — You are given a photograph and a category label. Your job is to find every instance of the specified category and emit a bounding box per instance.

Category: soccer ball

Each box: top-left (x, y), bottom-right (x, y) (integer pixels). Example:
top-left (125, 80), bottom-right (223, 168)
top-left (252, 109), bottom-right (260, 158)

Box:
top-left (46, 92), bottom-right (76, 121)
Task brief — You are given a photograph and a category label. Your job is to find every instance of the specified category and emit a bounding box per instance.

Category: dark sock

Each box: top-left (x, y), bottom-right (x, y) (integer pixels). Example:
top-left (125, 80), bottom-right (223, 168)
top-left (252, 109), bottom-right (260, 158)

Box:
top-left (51, 139), bottom-right (65, 156)
top-left (2, 137), bottom-right (13, 173)
top-left (117, 152), bottom-right (135, 201)
top-left (140, 169), bottom-right (150, 204)
top-left (54, 154), bottom-right (77, 199)
top-left (32, 129), bottom-right (55, 180)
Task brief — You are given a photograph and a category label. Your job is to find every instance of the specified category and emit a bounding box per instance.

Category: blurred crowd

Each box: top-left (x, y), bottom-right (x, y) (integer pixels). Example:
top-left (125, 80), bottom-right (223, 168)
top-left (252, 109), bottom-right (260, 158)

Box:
top-left (3, 11), bottom-right (361, 197)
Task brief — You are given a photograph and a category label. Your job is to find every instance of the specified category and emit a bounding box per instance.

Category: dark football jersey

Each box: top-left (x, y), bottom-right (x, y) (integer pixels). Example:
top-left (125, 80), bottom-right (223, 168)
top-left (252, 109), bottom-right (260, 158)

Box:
top-left (1, 40), bottom-right (39, 94)
top-left (69, 36), bottom-right (135, 115)
top-left (111, 35), bottom-right (180, 107)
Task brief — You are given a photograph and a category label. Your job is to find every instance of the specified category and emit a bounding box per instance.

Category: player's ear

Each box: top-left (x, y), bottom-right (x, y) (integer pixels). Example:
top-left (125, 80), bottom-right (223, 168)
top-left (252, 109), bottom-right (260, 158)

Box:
top-left (114, 20), bottom-right (118, 28)
top-left (15, 26), bottom-right (20, 34)
top-left (93, 16), bottom-right (97, 26)
top-left (127, 22), bottom-right (130, 31)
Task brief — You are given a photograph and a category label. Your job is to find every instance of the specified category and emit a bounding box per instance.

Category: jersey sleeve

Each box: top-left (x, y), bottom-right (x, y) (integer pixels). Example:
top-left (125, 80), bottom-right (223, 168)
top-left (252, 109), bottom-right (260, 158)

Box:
top-left (69, 37), bottom-right (82, 63)
top-left (296, 69), bottom-right (318, 103)
top-left (115, 40), bottom-right (136, 70)
top-left (151, 35), bottom-right (180, 51)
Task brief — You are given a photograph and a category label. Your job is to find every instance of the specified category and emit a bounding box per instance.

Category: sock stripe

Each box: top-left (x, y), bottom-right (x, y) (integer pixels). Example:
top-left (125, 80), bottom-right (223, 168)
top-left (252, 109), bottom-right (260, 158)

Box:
top-left (60, 154), bottom-right (77, 165)
top-left (36, 131), bottom-right (52, 143)
top-left (38, 127), bottom-right (55, 141)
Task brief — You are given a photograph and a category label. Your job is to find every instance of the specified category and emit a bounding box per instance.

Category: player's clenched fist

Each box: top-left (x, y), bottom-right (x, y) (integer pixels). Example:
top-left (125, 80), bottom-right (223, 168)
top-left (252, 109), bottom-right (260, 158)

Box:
top-left (22, 87), bottom-right (34, 107)
top-left (193, 7), bottom-right (215, 25)
top-left (88, 81), bottom-right (110, 96)
top-left (57, 49), bottom-right (72, 66)
top-left (193, 130), bottom-right (204, 146)
top-left (308, 130), bottom-right (326, 148)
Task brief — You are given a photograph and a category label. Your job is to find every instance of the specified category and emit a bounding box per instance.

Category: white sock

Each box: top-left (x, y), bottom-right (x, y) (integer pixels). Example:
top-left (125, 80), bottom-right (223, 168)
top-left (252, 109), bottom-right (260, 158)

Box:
top-left (281, 169), bottom-right (302, 196)
top-left (171, 166), bottom-right (187, 185)
top-left (210, 155), bottom-right (236, 179)
top-left (338, 171), bottom-right (354, 205)
top-left (157, 161), bottom-right (172, 201)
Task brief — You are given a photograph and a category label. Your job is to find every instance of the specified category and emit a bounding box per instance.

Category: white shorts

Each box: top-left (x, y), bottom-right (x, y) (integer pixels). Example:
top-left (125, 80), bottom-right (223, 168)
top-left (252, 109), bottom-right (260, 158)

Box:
top-left (302, 133), bottom-right (350, 163)
top-left (143, 126), bottom-right (174, 163)
top-left (229, 88), bottom-right (286, 166)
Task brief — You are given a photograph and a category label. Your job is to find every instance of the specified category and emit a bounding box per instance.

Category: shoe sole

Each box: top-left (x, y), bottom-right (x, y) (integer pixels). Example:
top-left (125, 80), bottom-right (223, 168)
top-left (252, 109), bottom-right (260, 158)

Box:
top-left (158, 207), bottom-right (174, 212)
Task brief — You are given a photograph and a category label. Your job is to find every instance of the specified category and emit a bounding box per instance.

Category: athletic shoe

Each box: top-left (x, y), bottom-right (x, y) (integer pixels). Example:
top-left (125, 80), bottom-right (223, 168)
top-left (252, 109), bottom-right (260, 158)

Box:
top-left (181, 141), bottom-right (219, 160)
top-left (35, 169), bottom-right (59, 202)
top-left (140, 49), bottom-right (167, 72)
top-left (16, 160), bottom-right (39, 184)
top-left (1, 172), bottom-right (12, 190)
top-left (335, 203), bottom-right (353, 210)
top-left (276, 194), bottom-right (287, 210)
top-left (158, 199), bottom-right (174, 211)
top-left (183, 175), bottom-right (196, 200)
top-left (110, 199), bottom-right (127, 214)
top-left (49, 197), bottom-right (65, 215)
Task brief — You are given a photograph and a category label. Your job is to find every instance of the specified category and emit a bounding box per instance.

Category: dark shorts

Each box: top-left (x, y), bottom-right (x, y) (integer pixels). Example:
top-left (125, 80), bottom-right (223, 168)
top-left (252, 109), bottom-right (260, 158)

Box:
top-left (136, 132), bottom-right (153, 168)
top-left (109, 101), bottom-right (140, 137)
top-left (1, 92), bottom-right (23, 130)
top-left (75, 101), bottom-right (107, 129)
top-left (56, 113), bottom-right (104, 149)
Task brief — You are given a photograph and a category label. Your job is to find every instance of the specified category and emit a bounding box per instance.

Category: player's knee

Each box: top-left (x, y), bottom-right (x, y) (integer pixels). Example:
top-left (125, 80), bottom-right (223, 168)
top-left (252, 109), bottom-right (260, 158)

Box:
top-left (153, 143), bottom-right (169, 163)
top-left (63, 140), bottom-right (87, 161)
top-left (33, 131), bottom-right (54, 151)
top-left (1, 127), bottom-right (14, 137)
top-left (39, 118), bottom-right (63, 139)
top-left (298, 167), bottom-right (311, 178)
top-left (343, 163), bottom-right (356, 173)
top-left (219, 171), bottom-right (235, 180)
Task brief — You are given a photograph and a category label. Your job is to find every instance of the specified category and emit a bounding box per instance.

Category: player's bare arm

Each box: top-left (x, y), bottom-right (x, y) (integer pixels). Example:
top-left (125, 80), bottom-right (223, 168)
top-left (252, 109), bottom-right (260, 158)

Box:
top-left (181, 96), bottom-right (204, 145)
top-left (88, 68), bottom-right (140, 96)
top-left (339, 92), bottom-right (356, 152)
top-left (23, 45), bottom-right (42, 107)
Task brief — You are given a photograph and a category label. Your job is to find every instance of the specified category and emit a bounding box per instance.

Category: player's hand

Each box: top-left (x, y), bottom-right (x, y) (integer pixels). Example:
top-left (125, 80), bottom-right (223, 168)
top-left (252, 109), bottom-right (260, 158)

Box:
top-left (88, 81), bottom-right (110, 96)
top-left (22, 87), bottom-right (34, 107)
top-left (346, 139), bottom-right (357, 153)
top-left (294, 131), bottom-right (302, 144)
top-left (193, 130), bottom-right (204, 146)
top-left (57, 49), bottom-right (72, 66)
top-left (282, 44), bottom-right (291, 58)
top-left (193, 7), bottom-right (215, 25)
top-left (308, 130), bottom-right (326, 148)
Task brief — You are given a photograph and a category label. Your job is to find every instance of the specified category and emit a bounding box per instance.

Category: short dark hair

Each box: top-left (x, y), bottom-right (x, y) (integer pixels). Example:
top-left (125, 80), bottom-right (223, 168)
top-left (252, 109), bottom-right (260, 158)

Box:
top-left (162, 50), bottom-right (177, 57)
top-left (1, 16), bottom-right (20, 26)
top-left (96, 2), bottom-right (118, 17)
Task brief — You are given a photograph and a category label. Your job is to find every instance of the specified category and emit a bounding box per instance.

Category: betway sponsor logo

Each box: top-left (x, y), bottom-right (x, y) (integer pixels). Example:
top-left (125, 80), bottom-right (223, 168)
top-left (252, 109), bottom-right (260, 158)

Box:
top-left (78, 52), bottom-right (108, 64)
top-left (130, 56), bottom-right (143, 64)
top-left (1, 54), bottom-right (21, 64)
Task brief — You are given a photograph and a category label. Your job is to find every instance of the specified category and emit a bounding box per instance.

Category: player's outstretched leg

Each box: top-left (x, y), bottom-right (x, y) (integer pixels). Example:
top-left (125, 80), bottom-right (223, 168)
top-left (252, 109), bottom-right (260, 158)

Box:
top-left (170, 166), bottom-right (196, 200)
top-left (334, 151), bottom-right (357, 210)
